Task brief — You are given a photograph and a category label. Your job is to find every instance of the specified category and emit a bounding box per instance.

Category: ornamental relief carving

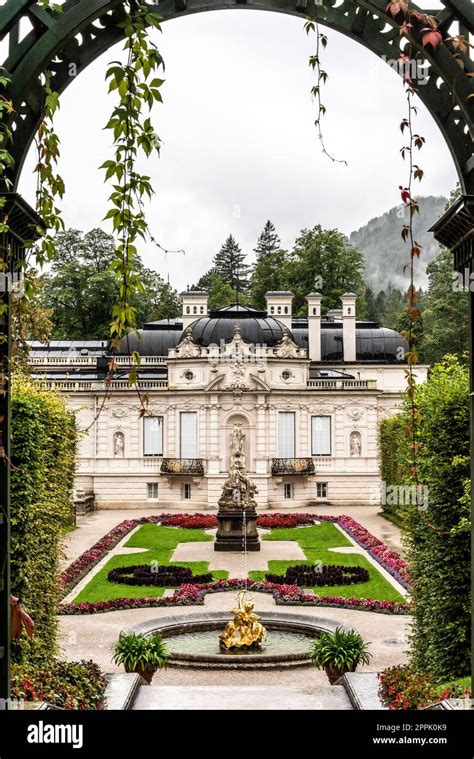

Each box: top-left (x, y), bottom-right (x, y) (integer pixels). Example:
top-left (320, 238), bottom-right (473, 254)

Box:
top-left (111, 406), bottom-right (128, 418)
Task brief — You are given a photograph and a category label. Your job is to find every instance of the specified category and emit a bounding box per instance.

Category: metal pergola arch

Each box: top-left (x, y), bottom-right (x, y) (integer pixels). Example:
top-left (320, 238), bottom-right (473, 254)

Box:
top-left (0, 0), bottom-right (472, 192)
top-left (0, 0), bottom-right (472, 703)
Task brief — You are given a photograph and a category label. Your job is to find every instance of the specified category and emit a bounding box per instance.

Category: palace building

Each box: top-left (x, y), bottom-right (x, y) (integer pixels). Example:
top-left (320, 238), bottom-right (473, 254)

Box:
top-left (28, 291), bottom-right (428, 510)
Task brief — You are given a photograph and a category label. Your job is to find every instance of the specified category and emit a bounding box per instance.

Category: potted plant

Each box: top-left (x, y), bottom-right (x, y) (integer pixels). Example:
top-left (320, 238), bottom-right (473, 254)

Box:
top-left (112, 632), bottom-right (169, 684)
top-left (309, 627), bottom-right (372, 684)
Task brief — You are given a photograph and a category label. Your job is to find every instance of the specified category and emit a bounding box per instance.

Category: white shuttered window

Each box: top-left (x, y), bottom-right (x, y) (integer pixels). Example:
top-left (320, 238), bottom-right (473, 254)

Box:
top-left (180, 412), bottom-right (198, 458)
top-left (311, 416), bottom-right (331, 455)
top-left (144, 416), bottom-right (163, 456)
top-left (278, 412), bottom-right (295, 458)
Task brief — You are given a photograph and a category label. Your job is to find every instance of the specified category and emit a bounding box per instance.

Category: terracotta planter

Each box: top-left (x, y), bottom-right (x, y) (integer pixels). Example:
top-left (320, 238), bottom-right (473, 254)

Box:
top-left (125, 665), bottom-right (156, 684)
top-left (324, 663), bottom-right (356, 685)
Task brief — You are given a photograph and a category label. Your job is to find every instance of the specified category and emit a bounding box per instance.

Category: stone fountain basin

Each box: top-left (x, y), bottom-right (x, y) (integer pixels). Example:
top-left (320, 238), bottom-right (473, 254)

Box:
top-left (121, 612), bottom-right (352, 670)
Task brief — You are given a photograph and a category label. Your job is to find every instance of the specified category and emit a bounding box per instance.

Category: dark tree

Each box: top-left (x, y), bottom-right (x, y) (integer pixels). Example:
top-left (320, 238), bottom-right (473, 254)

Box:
top-left (250, 220), bottom-right (287, 310)
top-left (213, 235), bottom-right (249, 297)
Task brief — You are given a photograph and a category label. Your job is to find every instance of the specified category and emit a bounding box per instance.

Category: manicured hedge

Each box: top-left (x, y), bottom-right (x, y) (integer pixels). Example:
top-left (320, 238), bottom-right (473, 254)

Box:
top-left (10, 377), bottom-right (77, 667)
top-left (406, 356), bottom-right (470, 681)
top-left (378, 414), bottom-right (409, 518)
top-left (379, 356), bottom-right (470, 681)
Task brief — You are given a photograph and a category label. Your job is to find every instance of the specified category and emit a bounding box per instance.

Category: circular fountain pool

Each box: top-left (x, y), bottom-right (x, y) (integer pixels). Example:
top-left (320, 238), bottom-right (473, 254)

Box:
top-left (121, 611), bottom-right (349, 669)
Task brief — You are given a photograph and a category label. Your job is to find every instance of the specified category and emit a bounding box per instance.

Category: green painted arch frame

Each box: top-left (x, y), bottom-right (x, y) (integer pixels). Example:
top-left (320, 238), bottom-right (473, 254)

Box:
top-left (0, 0), bottom-right (473, 191)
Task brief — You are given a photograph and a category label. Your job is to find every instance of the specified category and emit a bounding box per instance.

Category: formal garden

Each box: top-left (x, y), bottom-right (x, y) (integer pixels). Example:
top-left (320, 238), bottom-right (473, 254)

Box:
top-left (0, 0), bottom-right (471, 722)
top-left (8, 360), bottom-right (471, 709)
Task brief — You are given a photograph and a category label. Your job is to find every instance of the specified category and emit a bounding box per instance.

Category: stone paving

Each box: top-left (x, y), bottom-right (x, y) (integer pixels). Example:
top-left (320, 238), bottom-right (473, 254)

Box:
top-left (171, 530), bottom-right (305, 576)
top-left (57, 590), bottom-right (409, 677)
top-left (132, 684), bottom-right (353, 710)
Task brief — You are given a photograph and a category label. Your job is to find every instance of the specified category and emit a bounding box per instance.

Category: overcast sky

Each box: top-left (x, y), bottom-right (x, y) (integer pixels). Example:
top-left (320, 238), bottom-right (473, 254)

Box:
top-left (19, 9), bottom-right (457, 291)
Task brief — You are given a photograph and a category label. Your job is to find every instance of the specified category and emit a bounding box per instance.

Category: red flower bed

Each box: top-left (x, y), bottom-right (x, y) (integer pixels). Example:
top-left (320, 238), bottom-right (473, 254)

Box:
top-left (379, 665), bottom-right (471, 710)
top-left (58, 578), bottom-right (408, 616)
top-left (256, 513), bottom-right (316, 529)
top-left (159, 514), bottom-right (218, 529)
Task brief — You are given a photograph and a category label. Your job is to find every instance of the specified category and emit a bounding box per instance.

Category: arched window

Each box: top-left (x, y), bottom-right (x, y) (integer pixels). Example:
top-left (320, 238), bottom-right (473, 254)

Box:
top-left (186, 306), bottom-right (190, 314)
top-left (313, 307), bottom-right (316, 315)
top-left (284, 306), bottom-right (288, 314)
top-left (193, 305), bottom-right (197, 314)
top-left (270, 306), bottom-right (274, 314)
top-left (200, 306), bottom-right (204, 314)
top-left (277, 306), bottom-right (281, 314)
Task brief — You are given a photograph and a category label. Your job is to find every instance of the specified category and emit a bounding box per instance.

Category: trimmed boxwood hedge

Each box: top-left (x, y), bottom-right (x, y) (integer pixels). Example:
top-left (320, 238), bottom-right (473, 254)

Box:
top-left (378, 414), bottom-right (410, 519)
top-left (108, 564), bottom-right (213, 586)
top-left (11, 377), bottom-right (77, 667)
top-left (265, 563), bottom-right (370, 587)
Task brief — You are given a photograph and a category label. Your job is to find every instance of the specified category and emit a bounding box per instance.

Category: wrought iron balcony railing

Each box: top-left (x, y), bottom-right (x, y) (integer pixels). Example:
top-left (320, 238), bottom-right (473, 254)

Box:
top-left (271, 458), bottom-right (315, 476)
top-left (160, 458), bottom-right (204, 475)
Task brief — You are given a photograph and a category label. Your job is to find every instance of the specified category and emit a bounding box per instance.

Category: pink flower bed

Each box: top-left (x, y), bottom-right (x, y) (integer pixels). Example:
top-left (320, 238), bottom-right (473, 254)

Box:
top-left (337, 515), bottom-right (409, 587)
top-left (58, 578), bottom-right (408, 616)
top-left (59, 512), bottom-right (410, 607)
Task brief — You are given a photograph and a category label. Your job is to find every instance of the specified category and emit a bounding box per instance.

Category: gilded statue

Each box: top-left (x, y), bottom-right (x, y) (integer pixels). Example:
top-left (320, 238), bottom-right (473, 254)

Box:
top-left (219, 591), bottom-right (267, 650)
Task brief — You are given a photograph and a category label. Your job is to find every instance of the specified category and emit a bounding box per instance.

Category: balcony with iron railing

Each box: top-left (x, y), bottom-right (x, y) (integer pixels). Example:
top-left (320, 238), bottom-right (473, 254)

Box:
top-left (271, 458), bottom-right (315, 476)
top-left (160, 458), bottom-right (205, 475)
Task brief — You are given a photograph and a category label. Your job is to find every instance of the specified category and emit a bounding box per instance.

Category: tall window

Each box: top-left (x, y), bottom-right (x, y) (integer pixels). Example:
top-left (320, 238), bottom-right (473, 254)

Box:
top-left (311, 416), bottom-right (331, 456)
top-left (317, 482), bottom-right (328, 499)
top-left (284, 483), bottom-right (293, 500)
top-left (143, 416), bottom-right (163, 456)
top-left (278, 412), bottom-right (295, 458)
top-left (184, 483), bottom-right (192, 500)
top-left (180, 412), bottom-right (197, 458)
top-left (147, 483), bottom-right (158, 500)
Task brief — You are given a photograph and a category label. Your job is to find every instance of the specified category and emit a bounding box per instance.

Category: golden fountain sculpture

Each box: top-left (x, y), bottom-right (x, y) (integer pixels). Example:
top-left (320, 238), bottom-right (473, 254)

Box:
top-left (219, 591), bottom-right (267, 650)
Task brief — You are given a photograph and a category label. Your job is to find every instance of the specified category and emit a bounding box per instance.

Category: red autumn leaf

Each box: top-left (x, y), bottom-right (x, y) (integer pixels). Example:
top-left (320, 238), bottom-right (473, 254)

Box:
top-left (421, 28), bottom-right (443, 50)
top-left (386, 0), bottom-right (407, 18)
top-left (399, 186), bottom-right (411, 203)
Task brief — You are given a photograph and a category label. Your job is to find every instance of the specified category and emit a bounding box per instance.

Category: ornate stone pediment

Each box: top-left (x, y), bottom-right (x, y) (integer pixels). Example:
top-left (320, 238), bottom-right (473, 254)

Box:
top-left (274, 329), bottom-right (301, 359)
top-left (174, 328), bottom-right (201, 358)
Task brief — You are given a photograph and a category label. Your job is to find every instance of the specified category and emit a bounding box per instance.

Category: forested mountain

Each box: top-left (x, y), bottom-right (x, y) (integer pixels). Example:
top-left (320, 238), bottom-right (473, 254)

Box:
top-left (349, 195), bottom-right (447, 293)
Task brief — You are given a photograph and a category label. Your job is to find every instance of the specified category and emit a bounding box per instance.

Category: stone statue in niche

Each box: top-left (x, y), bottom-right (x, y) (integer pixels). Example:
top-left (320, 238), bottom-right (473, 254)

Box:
top-left (230, 424), bottom-right (246, 457)
top-left (350, 431), bottom-right (361, 457)
top-left (113, 431), bottom-right (125, 457)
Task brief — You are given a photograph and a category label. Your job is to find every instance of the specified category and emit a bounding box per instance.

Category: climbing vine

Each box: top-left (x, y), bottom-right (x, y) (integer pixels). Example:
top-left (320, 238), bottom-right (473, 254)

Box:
top-left (31, 72), bottom-right (65, 269)
top-left (305, 15), bottom-right (347, 166)
top-left (101, 0), bottom-right (164, 364)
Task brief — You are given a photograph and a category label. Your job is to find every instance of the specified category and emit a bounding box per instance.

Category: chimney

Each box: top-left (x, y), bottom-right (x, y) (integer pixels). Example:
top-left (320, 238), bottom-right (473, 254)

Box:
top-left (265, 291), bottom-right (293, 331)
top-left (181, 290), bottom-right (208, 331)
top-left (306, 292), bottom-right (322, 362)
top-left (341, 293), bottom-right (357, 362)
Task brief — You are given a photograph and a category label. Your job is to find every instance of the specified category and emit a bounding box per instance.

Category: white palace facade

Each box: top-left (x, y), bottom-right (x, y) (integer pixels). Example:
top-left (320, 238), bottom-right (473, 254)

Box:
top-left (29, 291), bottom-right (428, 510)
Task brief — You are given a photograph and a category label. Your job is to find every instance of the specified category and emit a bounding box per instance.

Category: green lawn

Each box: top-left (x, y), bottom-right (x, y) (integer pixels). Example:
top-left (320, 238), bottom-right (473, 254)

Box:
top-left (73, 524), bottom-right (228, 603)
top-left (72, 521), bottom-right (405, 605)
top-left (248, 523), bottom-right (405, 603)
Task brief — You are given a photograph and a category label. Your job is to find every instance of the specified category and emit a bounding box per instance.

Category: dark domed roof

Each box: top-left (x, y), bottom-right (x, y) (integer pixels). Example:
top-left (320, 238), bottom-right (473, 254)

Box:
top-left (292, 320), bottom-right (407, 363)
top-left (185, 305), bottom-right (287, 347)
top-left (116, 318), bottom-right (182, 356)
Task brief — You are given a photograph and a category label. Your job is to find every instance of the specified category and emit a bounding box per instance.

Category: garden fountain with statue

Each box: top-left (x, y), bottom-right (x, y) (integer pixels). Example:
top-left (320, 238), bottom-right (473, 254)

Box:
top-left (120, 425), bottom-right (345, 667)
top-left (214, 424), bottom-right (260, 552)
